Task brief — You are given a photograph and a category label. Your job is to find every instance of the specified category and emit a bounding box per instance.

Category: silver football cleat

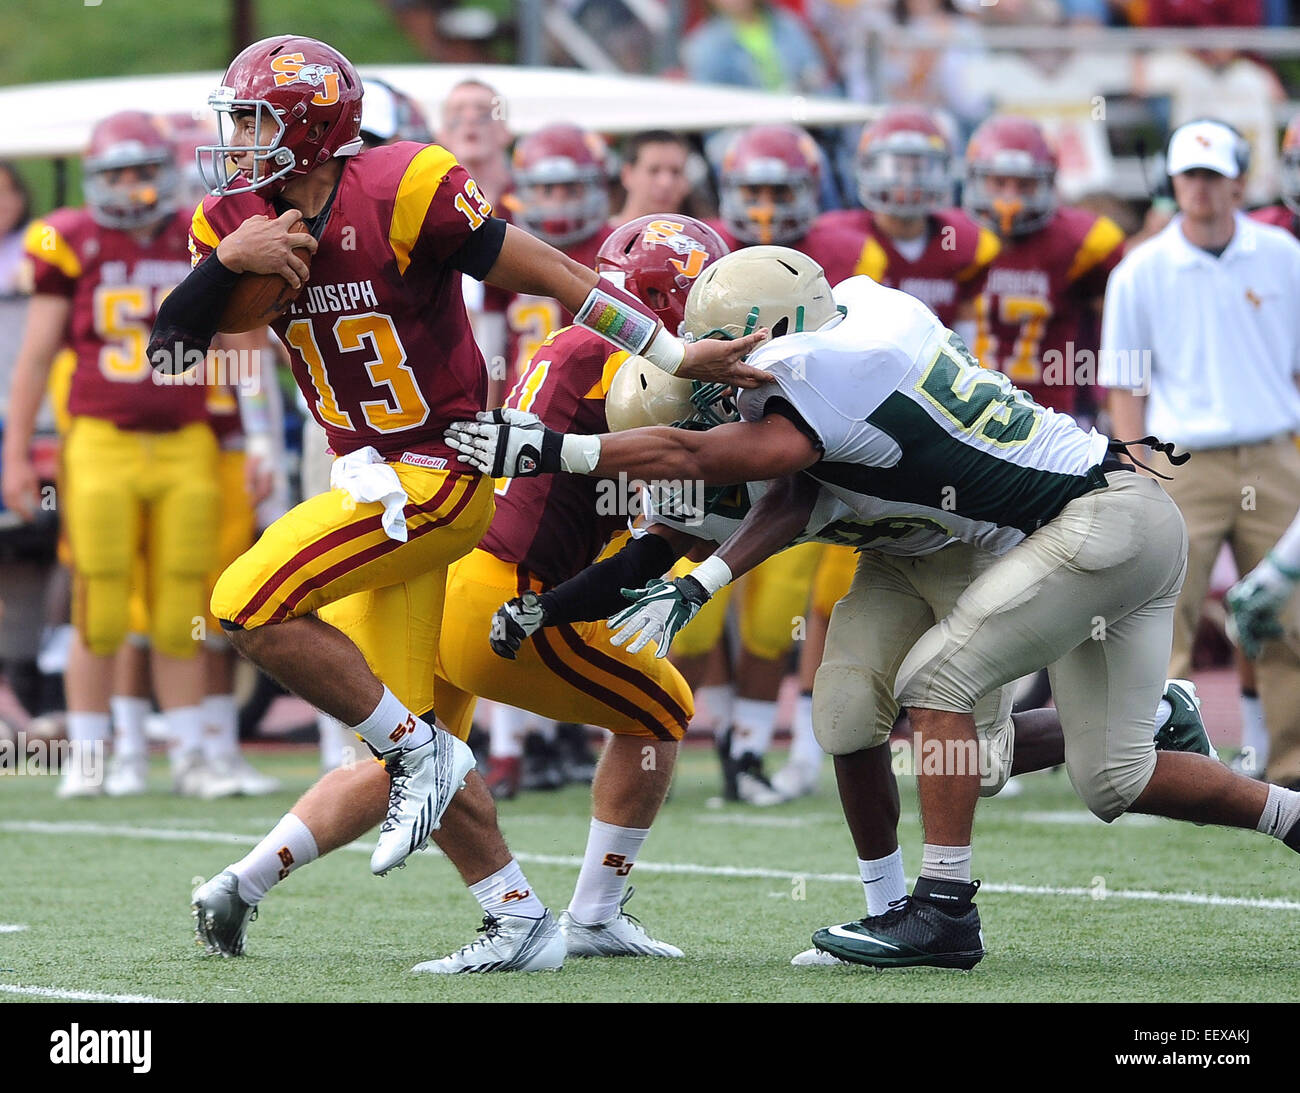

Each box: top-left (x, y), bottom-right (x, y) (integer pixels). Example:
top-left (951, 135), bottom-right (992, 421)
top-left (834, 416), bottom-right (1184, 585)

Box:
top-left (371, 731), bottom-right (476, 876)
top-left (411, 911), bottom-right (566, 974)
top-left (192, 870), bottom-right (257, 958)
top-left (559, 888), bottom-right (684, 958)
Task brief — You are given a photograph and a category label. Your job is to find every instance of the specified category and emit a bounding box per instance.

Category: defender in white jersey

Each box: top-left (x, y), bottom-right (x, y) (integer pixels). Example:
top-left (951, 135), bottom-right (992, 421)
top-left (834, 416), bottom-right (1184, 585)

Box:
top-left (450, 246), bottom-right (1300, 971)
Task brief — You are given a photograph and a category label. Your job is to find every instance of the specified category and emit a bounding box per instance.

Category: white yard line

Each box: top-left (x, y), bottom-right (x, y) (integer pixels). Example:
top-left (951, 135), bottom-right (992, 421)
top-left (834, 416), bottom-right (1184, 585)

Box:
top-left (0, 983), bottom-right (184, 1003)
top-left (0, 924), bottom-right (28, 933)
top-left (4, 818), bottom-right (1298, 913)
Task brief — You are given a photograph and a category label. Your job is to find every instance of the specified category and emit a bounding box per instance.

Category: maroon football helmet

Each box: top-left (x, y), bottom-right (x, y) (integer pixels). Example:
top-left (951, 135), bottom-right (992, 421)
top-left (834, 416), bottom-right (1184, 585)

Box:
top-left (596, 214), bottom-right (730, 331)
top-left (856, 107), bottom-right (952, 217)
top-left (964, 115), bottom-right (1058, 238)
top-left (718, 124), bottom-right (821, 246)
top-left (83, 111), bottom-right (179, 230)
top-left (197, 35), bottom-right (363, 196)
top-left (511, 123), bottom-right (610, 247)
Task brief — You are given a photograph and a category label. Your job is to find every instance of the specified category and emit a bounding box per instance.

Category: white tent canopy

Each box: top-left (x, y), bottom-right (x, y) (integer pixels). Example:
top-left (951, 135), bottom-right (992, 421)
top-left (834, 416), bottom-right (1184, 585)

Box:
top-left (0, 64), bottom-right (878, 159)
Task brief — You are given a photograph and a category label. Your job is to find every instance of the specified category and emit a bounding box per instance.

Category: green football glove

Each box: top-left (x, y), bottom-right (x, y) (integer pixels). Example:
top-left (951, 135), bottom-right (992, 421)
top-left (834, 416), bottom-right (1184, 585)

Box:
top-left (607, 575), bottom-right (711, 659)
top-left (1225, 553), bottom-right (1299, 660)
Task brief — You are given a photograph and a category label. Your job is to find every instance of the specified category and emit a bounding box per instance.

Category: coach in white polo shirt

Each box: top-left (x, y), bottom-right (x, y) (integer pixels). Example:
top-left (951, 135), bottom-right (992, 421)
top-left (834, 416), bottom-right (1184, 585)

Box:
top-left (1102, 118), bottom-right (1300, 788)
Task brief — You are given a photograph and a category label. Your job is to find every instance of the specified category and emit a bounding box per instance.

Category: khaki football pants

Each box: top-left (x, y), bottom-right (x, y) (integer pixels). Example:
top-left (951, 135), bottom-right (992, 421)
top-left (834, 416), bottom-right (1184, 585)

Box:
top-left (814, 541), bottom-right (1016, 796)
top-left (1160, 436), bottom-right (1300, 786)
top-left (894, 472), bottom-right (1188, 822)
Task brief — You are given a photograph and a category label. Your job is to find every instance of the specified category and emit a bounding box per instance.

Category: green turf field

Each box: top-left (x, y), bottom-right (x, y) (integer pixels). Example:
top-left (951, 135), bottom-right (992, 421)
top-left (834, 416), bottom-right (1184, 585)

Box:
top-left (2, 744), bottom-right (1298, 1003)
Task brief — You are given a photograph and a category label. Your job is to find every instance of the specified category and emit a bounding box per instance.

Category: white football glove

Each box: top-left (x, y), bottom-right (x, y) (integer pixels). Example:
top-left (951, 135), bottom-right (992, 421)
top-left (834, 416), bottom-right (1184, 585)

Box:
top-left (444, 408), bottom-right (559, 478)
top-left (1225, 553), bottom-right (1298, 660)
top-left (607, 576), bottom-right (711, 658)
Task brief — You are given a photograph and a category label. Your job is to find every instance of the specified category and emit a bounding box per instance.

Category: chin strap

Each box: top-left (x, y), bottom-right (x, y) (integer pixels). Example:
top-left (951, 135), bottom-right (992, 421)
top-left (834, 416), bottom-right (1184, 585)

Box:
top-left (1106, 435), bottom-right (1190, 480)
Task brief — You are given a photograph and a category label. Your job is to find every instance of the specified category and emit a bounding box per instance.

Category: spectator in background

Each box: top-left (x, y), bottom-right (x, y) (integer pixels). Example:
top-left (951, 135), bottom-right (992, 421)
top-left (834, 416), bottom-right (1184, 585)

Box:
top-left (882, 0), bottom-right (989, 142)
top-left (438, 78), bottom-right (513, 206)
top-left (1122, 0), bottom-right (1262, 25)
top-left (683, 0), bottom-right (833, 95)
top-left (611, 131), bottom-right (693, 224)
top-left (1101, 118), bottom-right (1300, 789)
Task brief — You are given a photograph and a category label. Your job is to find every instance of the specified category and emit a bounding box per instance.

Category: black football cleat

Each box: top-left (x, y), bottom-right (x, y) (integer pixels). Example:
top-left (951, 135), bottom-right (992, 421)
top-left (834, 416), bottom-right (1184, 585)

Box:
top-left (812, 877), bottom-right (985, 970)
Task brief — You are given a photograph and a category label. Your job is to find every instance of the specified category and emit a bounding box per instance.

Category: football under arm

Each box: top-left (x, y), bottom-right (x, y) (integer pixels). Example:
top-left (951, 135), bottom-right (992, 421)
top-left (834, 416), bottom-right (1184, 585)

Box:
top-left (147, 252), bottom-right (241, 373)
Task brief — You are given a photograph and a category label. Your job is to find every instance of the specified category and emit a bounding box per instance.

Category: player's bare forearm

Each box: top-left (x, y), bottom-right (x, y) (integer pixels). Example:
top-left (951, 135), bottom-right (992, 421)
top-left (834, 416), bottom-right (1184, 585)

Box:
top-left (482, 224), bottom-right (597, 314)
top-left (591, 416), bottom-right (819, 486)
top-left (714, 473), bottom-right (819, 581)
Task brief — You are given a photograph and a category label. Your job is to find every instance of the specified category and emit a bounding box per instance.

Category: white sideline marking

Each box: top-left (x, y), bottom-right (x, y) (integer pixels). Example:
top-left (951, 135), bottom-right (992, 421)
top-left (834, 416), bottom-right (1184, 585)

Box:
top-left (0, 924), bottom-right (28, 933)
top-left (0, 983), bottom-right (184, 1003)
top-left (1020, 810), bottom-right (1161, 827)
top-left (5, 819), bottom-right (1299, 913)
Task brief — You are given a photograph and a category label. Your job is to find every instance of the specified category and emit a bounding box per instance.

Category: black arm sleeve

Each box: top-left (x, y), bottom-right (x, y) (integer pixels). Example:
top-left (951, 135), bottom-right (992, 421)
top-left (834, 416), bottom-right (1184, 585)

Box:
top-left (539, 530), bottom-right (682, 625)
top-left (763, 397), bottom-right (824, 454)
top-left (446, 216), bottom-right (508, 281)
top-left (148, 252), bottom-right (241, 374)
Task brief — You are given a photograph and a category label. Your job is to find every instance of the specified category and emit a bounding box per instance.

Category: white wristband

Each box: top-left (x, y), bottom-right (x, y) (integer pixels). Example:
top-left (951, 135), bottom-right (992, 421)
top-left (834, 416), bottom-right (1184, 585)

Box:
top-left (643, 326), bottom-right (685, 376)
top-left (559, 433), bottom-right (602, 474)
top-left (689, 555), bottom-right (733, 596)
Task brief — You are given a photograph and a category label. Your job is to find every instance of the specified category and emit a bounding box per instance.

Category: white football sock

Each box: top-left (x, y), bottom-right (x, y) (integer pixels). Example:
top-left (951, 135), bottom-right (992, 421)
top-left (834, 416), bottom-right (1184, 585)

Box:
top-left (349, 686), bottom-right (431, 754)
top-left (790, 691), bottom-right (822, 768)
top-left (568, 818), bottom-right (650, 924)
top-left (489, 704), bottom-right (533, 759)
top-left (318, 711), bottom-right (349, 770)
top-left (470, 859), bottom-right (546, 919)
top-left (164, 706), bottom-right (205, 765)
top-left (229, 813), bottom-right (320, 905)
top-left (1256, 783), bottom-right (1300, 842)
top-left (201, 694), bottom-right (239, 762)
top-left (695, 684), bottom-right (734, 731)
top-left (731, 697), bottom-right (777, 759)
top-left (859, 848), bottom-right (907, 916)
top-left (67, 711), bottom-right (111, 744)
top-left (1153, 698), bottom-right (1173, 733)
top-left (1240, 693), bottom-right (1269, 770)
top-left (109, 697), bottom-right (150, 760)
top-left (921, 843), bottom-right (972, 884)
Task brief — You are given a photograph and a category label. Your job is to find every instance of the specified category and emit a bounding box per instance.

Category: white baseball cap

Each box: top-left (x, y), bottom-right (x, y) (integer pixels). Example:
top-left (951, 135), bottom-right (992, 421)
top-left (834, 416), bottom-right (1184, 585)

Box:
top-left (1167, 120), bottom-right (1242, 179)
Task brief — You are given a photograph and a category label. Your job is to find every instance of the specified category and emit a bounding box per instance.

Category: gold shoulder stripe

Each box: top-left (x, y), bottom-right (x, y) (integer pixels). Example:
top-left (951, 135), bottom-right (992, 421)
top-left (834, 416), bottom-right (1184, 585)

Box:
top-left (1066, 216), bottom-right (1125, 285)
top-left (854, 235), bottom-right (889, 283)
top-left (389, 144), bottom-right (459, 275)
top-left (191, 200), bottom-right (221, 250)
top-left (958, 226), bottom-right (1001, 282)
top-left (587, 349), bottom-right (631, 400)
top-left (23, 220), bottom-right (80, 280)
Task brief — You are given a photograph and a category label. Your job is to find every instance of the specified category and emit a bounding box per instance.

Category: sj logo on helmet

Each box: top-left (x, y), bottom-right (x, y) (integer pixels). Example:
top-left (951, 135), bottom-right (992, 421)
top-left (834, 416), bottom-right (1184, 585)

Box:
top-left (642, 219), bottom-right (707, 280)
top-left (270, 53), bottom-right (341, 107)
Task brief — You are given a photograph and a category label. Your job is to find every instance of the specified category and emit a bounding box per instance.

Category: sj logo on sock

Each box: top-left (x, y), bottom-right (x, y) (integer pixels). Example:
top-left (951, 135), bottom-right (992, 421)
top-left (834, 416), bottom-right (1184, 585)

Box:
top-left (388, 715), bottom-right (416, 744)
top-left (602, 853), bottom-right (634, 876)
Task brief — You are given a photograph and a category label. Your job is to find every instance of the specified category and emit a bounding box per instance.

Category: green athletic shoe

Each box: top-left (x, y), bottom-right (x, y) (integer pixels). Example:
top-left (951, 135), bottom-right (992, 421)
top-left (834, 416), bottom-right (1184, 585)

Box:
top-left (192, 871), bottom-right (257, 957)
top-left (1153, 679), bottom-right (1214, 758)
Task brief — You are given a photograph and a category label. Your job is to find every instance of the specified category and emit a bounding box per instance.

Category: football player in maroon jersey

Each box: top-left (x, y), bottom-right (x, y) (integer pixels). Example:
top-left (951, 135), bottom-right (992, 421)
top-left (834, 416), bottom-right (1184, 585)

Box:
top-left (2, 111), bottom-right (223, 799)
top-left (496, 124), bottom-right (616, 401)
top-left (963, 115), bottom-right (1126, 423)
top-left (154, 35), bottom-right (763, 962)
top-left (189, 215), bottom-right (729, 970)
